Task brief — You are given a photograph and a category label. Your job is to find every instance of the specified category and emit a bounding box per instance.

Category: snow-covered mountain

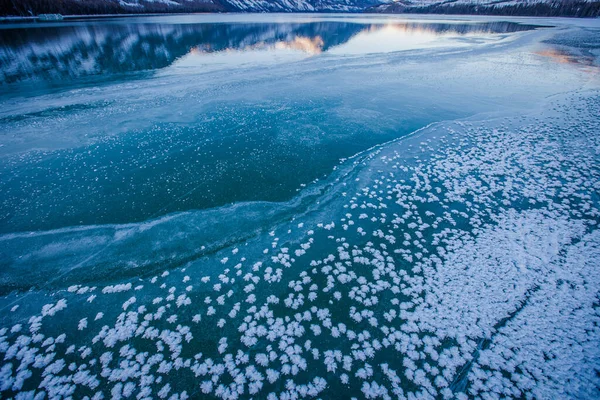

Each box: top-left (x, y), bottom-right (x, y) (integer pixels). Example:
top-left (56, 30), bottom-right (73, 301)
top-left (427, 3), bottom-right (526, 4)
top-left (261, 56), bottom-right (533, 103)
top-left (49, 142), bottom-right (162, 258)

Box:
top-left (2, 0), bottom-right (598, 17)
top-left (2, 0), bottom-right (390, 16)
top-left (369, 0), bottom-right (600, 17)
top-left (224, 0), bottom-right (388, 12)
top-left (0, 21), bottom-right (368, 84)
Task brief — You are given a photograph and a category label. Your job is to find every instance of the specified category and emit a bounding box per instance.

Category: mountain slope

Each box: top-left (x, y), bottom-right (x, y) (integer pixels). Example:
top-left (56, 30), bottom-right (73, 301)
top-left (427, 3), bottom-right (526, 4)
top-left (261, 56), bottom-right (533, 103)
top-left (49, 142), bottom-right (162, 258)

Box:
top-left (2, 0), bottom-right (225, 16)
top-left (368, 0), bottom-right (600, 17)
top-left (2, 0), bottom-right (599, 18)
top-left (225, 0), bottom-right (386, 12)
top-left (1, 0), bottom-right (389, 16)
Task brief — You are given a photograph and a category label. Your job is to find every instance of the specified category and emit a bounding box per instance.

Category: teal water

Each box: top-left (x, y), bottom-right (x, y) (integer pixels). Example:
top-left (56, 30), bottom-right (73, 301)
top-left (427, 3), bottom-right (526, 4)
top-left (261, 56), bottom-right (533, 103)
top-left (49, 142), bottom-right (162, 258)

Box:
top-left (0, 15), bottom-right (599, 400)
top-left (0, 16), bottom-right (554, 234)
top-left (0, 14), bottom-right (594, 287)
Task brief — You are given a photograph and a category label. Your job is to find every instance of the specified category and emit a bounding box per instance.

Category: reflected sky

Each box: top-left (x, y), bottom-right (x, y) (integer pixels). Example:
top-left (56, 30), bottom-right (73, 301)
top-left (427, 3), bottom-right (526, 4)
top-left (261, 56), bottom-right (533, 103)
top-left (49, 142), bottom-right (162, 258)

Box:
top-left (0, 18), bottom-right (539, 88)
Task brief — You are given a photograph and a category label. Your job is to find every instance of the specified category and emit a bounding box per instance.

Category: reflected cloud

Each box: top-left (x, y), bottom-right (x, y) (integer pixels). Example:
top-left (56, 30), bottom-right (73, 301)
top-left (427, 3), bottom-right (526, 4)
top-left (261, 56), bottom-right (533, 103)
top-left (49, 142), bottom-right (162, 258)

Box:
top-left (535, 47), bottom-right (598, 73)
top-left (192, 35), bottom-right (325, 55)
top-left (275, 36), bottom-right (325, 54)
top-left (0, 19), bottom-right (539, 88)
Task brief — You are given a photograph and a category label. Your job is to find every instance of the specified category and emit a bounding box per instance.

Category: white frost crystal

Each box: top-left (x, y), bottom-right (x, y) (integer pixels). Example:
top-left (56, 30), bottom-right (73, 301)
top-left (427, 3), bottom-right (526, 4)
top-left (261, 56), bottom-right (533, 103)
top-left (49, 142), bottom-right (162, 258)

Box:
top-left (0, 90), bottom-right (599, 400)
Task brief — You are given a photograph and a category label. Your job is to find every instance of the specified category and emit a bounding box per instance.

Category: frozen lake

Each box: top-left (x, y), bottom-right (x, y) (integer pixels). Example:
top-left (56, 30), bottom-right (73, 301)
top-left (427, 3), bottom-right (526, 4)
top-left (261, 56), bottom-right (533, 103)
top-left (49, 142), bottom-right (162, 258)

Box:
top-left (0, 15), bottom-right (580, 234)
top-left (0, 14), bottom-right (599, 400)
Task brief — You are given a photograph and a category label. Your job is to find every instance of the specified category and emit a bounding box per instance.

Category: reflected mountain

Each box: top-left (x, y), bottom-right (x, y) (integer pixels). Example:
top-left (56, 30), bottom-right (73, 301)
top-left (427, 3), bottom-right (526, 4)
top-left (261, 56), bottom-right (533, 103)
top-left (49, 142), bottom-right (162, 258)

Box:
top-left (2, 21), bottom-right (361, 86)
top-left (0, 19), bottom-right (538, 87)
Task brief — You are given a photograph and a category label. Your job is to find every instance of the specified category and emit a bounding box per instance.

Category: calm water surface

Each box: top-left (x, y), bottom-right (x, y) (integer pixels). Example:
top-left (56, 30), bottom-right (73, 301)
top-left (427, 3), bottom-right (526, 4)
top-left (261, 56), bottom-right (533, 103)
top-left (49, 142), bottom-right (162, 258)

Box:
top-left (0, 15), bottom-right (591, 236)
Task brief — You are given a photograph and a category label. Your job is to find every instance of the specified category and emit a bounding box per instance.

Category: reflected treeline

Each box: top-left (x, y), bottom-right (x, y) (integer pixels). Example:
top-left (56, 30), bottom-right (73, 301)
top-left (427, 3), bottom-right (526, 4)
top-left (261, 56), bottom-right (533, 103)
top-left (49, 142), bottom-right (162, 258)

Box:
top-left (386, 21), bottom-right (539, 35)
top-left (0, 20), bottom-right (536, 85)
top-left (0, 22), bottom-right (362, 85)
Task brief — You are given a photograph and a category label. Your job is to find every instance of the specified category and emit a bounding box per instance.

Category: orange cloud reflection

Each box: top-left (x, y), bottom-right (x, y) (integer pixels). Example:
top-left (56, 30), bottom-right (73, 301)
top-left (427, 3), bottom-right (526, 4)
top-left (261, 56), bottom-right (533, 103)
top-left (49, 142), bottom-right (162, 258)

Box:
top-left (535, 48), bottom-right (598, 75)
top-left (191, 35), bottom-right (325, 56)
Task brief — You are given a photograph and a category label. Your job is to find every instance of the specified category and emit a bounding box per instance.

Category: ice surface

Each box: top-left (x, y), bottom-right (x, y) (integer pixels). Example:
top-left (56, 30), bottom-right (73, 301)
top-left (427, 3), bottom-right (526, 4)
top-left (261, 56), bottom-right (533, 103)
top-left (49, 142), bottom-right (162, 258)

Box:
top-left (2, 87), bottom-right (599, 399)
top-left (0, 15), bottom-right (599, 400)
top-left (0, 16), bottom-right (586, 236)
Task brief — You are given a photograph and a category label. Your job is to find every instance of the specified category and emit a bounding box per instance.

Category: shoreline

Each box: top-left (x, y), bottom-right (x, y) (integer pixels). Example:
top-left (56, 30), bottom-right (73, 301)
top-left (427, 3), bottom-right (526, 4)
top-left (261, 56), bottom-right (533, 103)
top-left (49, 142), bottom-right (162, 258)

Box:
top-left (1, 10), bottom-right (600, 22)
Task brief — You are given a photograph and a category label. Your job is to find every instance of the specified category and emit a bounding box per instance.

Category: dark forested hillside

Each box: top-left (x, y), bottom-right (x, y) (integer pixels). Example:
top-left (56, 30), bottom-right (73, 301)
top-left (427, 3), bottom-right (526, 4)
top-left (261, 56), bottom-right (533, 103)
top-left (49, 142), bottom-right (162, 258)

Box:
top-left (1, 0), bottom-right (226, 16)
top-left (0, 0), bottom-right (385, 16)
top-left (368, 1), bottom-right (600, 18)
top-left (1, 0), bottom-right (599, 19)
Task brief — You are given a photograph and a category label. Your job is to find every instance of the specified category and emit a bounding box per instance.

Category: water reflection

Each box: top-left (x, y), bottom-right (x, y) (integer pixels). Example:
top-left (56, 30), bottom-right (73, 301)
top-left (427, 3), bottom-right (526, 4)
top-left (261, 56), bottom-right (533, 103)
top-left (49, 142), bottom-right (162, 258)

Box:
top-left (535, 47), bottom-right (599, 75)
top-left (0, 19), bottom-right (538, 87)
top-left (0, 17), bottom-right (585, 235)
top-left (536, 29), bottom-right (600, 74)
